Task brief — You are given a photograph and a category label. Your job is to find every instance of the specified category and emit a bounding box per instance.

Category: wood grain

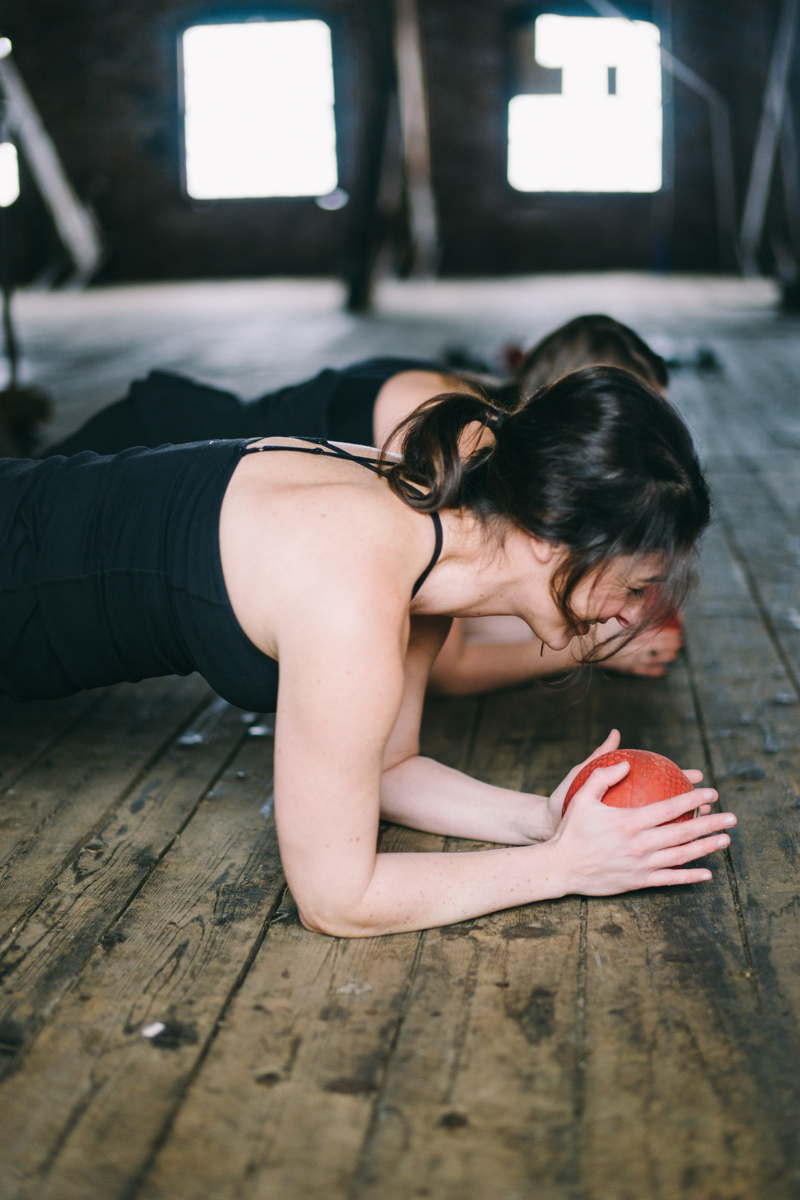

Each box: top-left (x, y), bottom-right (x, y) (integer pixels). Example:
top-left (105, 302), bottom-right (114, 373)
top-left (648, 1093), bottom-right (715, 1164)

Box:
top-left (0, 675), bottom-right (209, 939)
top-left (0, 728), bottom-right (280, 1200)
top-left (350, 682), bottom-right (589, 1200)
top-left (0, 694), bottom-right (253, 1081)
top-left (580, 666), bottom-right (790, 1198)
top-left (0, 691), bottom-right (101, 803)
top-left (133, 696), bottom-right (481, 1200)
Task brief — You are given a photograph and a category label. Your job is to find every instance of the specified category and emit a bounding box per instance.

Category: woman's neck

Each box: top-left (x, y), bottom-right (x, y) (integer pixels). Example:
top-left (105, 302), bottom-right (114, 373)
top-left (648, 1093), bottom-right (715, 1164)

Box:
top-left (412, 508), bottom-right (558, 625)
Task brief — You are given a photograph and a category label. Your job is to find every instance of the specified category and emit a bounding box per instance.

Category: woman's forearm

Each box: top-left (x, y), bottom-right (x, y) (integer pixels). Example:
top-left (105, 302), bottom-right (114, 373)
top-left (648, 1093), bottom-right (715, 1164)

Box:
top-left (379, 754), bottom-right (553, 844)
top-left (428, 637), bottom-right (584, 695)
top-left (299, 776), bottom-right (730, 939)
top-left (304, 841), bottom-right (566, 937)
top-left (428, 619), bottom-right (681, 696)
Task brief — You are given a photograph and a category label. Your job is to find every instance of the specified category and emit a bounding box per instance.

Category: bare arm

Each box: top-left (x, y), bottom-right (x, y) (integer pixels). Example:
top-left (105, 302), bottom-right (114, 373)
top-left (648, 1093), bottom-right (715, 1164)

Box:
top-left (272, 588), bottom-right (732, 938)
top-left (428, 617), bottom-right (683, 696)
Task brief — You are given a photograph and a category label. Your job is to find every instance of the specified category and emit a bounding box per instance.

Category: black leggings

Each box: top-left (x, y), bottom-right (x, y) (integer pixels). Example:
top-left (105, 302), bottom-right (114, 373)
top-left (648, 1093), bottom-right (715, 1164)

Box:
top-left (43, 357), bottom-right (441, 458)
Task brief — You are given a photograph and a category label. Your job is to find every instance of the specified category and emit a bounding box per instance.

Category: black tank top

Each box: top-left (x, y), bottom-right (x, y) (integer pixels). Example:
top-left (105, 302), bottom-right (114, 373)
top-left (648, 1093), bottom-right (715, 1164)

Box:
top-left (0, 438), bottom-right (443, 713)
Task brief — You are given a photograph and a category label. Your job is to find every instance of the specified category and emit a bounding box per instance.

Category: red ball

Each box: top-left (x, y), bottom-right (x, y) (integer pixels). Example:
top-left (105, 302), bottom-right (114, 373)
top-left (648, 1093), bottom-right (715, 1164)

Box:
top-left (561, 749), bottom-right (697, 823)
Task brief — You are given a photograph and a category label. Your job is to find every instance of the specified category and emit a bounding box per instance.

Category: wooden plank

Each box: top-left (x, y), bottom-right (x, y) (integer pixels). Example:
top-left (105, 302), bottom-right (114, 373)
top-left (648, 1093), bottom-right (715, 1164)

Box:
top-left (710, 337), bottom-right (800, 454)
top-left (0, 729), bottom-right (281, 1200)
top-left (139, 667), bottom-right (793, 1200)
top-left (667, 342), bottom-right (800, 494)
top-left (697, 339), bottom-right (800, 446)
top-left (0, 691), bottom-right (101, 799)
top-left (418, 693), bottom-right (482, 769)
top-left (700, 343), bottom-right (789, 462)
top-left (709, 464), bottom-right (800, 686)
top-left (580, 895), bottom-right (786, 1198)
top-left (579, 664), bottom-right (790, 1198)
top-left (350, 902), bottom-right (582, 1200)
top-left (0, 675), bottom-right (209, 940)
top-left (755, 449), bottom-right (800, 527)
top-left (351, 665), bottom-right (786, 1199)
top-left (687, 343), bottom-right (800, 698)
top-left (666, 365), bottom-right (740, 473)
top-left (631, 353), bottom-right (800, 1189)
top-left (681, 521), bottom-right (800, 1137)
top-left (348, 680), bottom-right (590, 1200)
top-left (670, 350), bottom-right (800, 690)
top-left (0, 675), bottom-right (208, 864)
top-left (680, 339), bottom-right (800, 510)
top-left (0, 696), bottom-right (255, 1079)
top-left (131, 697), bottom-right (480, 1200)
top-left (137, 829), bottom-right (437, 1200)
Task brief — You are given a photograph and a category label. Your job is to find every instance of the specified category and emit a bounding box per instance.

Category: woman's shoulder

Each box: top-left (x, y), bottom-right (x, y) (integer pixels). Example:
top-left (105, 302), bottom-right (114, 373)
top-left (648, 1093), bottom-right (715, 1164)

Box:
top-left (219, 440), bottom-right (422, 659)
top-left (222, 438), bottom-right (421, 571)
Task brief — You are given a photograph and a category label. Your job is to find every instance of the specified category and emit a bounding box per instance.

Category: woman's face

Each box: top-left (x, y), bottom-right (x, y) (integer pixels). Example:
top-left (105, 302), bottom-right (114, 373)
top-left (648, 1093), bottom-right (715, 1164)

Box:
top-left (531, 552), bottom-right (666, 651)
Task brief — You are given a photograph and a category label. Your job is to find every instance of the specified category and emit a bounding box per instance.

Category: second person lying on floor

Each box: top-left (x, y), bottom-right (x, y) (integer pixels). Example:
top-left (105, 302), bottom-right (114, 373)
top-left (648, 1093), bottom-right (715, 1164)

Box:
top-left (43, 314), bottom-right (678, 691)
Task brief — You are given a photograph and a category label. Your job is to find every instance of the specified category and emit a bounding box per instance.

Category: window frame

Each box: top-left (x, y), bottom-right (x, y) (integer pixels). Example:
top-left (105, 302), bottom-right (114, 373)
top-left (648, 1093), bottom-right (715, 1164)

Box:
top-left (176, 9), bottom-right (342, 205)
top-left (505, 0), bottom-right (664, 197)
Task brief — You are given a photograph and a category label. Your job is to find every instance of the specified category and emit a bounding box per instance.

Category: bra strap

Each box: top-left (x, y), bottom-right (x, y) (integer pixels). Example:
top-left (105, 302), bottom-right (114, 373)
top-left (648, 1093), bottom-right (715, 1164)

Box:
top-left (412, 511), bottom-right (443, 598)
top-left (244, 435), bottom-right (385, 475)
top-left (243, 436), bottom-right (442, 597)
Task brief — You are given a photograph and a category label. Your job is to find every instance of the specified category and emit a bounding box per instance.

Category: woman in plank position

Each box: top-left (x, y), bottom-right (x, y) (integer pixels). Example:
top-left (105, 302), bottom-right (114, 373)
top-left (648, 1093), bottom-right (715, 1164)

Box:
top-left (2, 365), bottom-right (734, 936)
top-left (41, 315), bottom-right (678, 691)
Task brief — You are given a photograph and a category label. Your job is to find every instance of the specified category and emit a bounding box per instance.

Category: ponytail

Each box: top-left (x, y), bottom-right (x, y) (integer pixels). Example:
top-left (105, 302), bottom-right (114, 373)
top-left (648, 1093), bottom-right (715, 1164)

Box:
top-left (381, 390), bottom-right (510, 512)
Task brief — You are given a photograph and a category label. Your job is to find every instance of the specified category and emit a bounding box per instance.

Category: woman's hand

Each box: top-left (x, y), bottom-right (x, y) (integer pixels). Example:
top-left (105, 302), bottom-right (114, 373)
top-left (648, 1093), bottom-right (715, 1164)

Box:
top-left (599, 621), bottom-right (682, 677)
top-left (546, 728), bottom-right (621, 834)
top-left (545, 729), bottom-right (712, 837)
top-left (548, 757), bottom-right (735, 894)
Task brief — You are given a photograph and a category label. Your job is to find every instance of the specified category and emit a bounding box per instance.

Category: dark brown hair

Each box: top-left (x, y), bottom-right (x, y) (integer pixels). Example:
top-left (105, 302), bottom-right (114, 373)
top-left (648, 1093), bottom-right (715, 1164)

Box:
top-left (382, 366), bottom-right (710, 639)
top-left (516, 314), bottom-right (669, 398)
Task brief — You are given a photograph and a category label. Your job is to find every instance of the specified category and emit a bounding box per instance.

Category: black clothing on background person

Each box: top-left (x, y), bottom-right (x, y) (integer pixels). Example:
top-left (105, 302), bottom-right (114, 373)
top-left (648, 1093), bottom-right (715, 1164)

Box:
top-left (0, 438), bottom-right (443, 710)
top-left (42, 357), bottom-right (442, 458)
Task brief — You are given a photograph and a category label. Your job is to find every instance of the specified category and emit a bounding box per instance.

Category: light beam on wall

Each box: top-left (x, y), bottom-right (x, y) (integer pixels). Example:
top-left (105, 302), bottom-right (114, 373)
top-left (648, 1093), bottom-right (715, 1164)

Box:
top-left (0, 142), bottom-right (19, 207)
top-left (508, 15), bottom-right (662, 193)
top-left (182, 20), bottom-right (338, 200)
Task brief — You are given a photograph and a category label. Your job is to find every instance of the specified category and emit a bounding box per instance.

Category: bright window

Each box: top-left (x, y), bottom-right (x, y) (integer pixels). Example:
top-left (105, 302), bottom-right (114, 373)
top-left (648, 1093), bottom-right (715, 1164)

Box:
top-left (181, 20), bottom-right (338, 200)
top-left (508, 15), bottom-right (662, 193)
top-left (0, 142), bottom-right (19, 208)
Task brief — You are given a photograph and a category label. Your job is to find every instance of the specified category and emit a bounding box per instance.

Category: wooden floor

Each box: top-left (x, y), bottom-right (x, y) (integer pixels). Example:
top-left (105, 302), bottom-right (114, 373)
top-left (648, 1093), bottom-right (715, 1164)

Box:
top-left (2, 274), bottom-right (800, 1199)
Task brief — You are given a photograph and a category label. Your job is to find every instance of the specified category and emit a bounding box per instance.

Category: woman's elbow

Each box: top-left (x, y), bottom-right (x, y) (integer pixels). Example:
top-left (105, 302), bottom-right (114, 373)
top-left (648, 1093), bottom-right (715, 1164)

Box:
top-left (297, 901), bottom-right (383, 939)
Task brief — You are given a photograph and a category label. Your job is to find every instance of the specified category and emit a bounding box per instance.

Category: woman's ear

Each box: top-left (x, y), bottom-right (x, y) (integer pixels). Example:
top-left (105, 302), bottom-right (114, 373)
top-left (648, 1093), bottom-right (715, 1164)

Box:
top-left (529, 537), bottom-right (560, 564)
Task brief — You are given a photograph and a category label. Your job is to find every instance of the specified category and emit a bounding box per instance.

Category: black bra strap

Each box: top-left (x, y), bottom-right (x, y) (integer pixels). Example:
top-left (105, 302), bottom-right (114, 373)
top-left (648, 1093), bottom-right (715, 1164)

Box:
top-left (244, 435), bottom-right (386, 475)
top-left (243, 436), bottom-right (443, 597)
top-left (411, 510), bottom-right (443, 598)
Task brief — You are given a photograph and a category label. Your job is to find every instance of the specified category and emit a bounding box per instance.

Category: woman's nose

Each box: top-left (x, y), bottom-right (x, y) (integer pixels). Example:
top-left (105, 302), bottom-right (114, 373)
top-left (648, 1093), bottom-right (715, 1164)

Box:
top-left (620, 596), bottom-right (647, 624)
